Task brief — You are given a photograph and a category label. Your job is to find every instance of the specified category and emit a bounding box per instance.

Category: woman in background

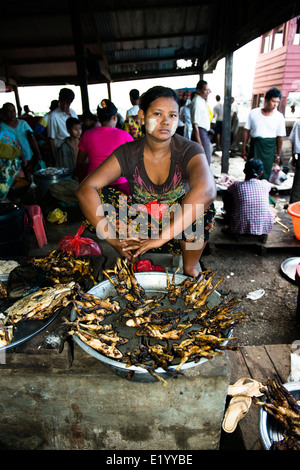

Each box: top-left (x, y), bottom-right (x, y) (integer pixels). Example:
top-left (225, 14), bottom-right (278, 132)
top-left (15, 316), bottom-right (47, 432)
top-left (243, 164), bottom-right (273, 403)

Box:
top-left (76, 99), bottom-right (133, 193)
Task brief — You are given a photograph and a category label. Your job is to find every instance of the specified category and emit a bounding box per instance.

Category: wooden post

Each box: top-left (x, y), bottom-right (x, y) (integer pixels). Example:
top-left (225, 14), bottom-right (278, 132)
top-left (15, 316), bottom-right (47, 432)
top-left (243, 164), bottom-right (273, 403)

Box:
top-left (107, 82), bottom-right (111, 101)
top-left (222, 52), bottom-right (233, 174)
top-left (69, 0), bottom-right (90, 113)
top-left (12, 84), bottom-right (22, 117)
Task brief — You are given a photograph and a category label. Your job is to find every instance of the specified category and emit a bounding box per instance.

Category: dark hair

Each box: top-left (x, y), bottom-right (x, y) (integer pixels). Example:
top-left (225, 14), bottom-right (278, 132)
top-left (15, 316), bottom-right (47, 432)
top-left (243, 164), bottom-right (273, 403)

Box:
top-left (59, 88), bottom-right (75, 103)
top-left (50, 100), bottom-right (59, 111)
top-left (129, 89), bottom-right (139, 100)
top-left (82, 110), bottom-right (98, 122)
top-left (139, 86), bottom-right (180, 114)
top-left (97, 99), bottom-right (118, 122)
top-left (216, 95), bottom-right (221, 101)
top-left (2, 102), bottom-right (15, 112)
top-left (265, 87), bottom-right (281, 101)
top-left (196, 80), bottom-right (207, 91)
top-left (66, 117), bottom-right (81, 130)
top-left (244, 158), bottom-right (264, 179)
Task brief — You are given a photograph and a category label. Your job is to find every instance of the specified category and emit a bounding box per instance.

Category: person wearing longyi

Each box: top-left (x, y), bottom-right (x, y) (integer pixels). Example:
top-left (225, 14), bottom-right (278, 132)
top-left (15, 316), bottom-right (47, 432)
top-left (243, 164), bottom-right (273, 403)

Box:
top-left (76, 86), bottom-right (216, 277)
top-left (242, 87), bottom-right (286, 181)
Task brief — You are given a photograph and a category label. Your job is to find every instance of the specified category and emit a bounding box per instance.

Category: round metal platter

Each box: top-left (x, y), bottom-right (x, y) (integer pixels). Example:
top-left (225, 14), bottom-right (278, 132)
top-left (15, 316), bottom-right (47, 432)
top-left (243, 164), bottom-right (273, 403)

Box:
top-left (0, 310), bottom-right (60, 352)
top-left (259, 381), bottom-right (300, 450)
top-left (280, 257), bottom-right (300, 284)
top-left (70, 271), bottom-right (229, 377)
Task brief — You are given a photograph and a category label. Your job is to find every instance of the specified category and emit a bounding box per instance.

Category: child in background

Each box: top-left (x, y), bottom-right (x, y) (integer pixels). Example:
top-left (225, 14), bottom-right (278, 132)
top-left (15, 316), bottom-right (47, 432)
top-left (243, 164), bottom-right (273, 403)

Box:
top-left (56, 117), bottom-right (82, 171)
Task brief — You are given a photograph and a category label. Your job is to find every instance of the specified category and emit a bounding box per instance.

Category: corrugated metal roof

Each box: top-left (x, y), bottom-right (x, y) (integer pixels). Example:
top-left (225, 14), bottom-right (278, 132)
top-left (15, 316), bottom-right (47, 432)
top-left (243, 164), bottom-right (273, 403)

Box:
top-left (0, 0), bottom-right (298, 87)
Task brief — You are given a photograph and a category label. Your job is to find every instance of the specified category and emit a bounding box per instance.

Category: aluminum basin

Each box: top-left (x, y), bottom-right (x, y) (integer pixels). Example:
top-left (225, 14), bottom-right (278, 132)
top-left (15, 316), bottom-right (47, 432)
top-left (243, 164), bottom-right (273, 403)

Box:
top-left (70, 272), bottom-right (229, 381)
top-left (259, 381), bottom-right (300, 449)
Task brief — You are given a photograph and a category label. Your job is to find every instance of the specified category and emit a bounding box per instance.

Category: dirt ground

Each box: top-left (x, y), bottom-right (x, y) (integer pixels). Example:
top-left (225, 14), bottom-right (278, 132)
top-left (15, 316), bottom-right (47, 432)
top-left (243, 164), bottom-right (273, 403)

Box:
top-left (200, 245), bottom-right (300, 347)
top-left (206, 153), bottom-right (300, 348)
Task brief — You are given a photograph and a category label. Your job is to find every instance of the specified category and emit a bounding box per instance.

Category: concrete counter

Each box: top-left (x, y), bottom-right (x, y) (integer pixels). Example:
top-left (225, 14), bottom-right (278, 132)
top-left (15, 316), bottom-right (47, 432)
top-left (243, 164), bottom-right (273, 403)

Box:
top-left (0, 342), bottom-right (231, 450)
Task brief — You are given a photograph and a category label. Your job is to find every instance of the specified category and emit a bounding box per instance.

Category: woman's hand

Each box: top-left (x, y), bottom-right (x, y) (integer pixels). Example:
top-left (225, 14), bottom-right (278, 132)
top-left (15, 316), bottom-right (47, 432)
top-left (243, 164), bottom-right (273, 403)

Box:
top-left (109, 237), bottom-right (142, 262)
top-left (120, 237), bottom-right (166, 258)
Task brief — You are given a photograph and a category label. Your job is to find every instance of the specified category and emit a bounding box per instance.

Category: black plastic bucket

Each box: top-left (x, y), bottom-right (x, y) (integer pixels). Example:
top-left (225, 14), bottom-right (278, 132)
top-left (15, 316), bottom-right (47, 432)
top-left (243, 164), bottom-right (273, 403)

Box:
top-left (0, 203), bottom-right (30, 256)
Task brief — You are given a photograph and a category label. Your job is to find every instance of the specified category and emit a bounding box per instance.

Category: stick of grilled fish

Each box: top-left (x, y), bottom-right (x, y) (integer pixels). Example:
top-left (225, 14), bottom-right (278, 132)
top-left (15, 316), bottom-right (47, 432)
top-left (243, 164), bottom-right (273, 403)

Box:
top-left (3, 282), bottom-right (76, 324)
top-left (69, 328), bottom-right (124, 359)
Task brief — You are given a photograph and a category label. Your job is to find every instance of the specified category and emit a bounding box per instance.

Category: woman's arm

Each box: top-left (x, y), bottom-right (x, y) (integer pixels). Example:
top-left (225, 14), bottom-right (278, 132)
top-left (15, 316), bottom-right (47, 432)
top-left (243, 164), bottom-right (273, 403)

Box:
top-left (242, 128), bottom-right (250, 160)
top-left (76, 149), bottom-right (88, 166)
top-left (192, 123), bottom-right (202, 146)
top-left (76, 153), bottom-right (139, 259)
top-left (0, 142), bottom-right (21, 159)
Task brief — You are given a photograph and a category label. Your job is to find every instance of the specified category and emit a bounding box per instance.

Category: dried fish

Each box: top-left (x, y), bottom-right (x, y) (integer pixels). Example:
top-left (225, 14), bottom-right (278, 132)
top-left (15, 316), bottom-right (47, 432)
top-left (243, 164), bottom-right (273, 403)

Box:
top-left (255, 378), bottom-right (300, 450)
top-left (27, 250), bottom-right (97, 285)
top-left (69, 328), bottom-right (124, 359)
top-left (165, 267), bottom-right (198, 304)
top-left (103, 257), bottom-right (146, 302)
top-left (69, 260), bottom-right (246, 385)
top-left (0, 321), bottom-right (13, 347)
top-left (0, 280), bottom-right (7, 299)
top-left (4, 282), bottom-right (76, 325)
top-left (74, 285), bottom-right (120, 314)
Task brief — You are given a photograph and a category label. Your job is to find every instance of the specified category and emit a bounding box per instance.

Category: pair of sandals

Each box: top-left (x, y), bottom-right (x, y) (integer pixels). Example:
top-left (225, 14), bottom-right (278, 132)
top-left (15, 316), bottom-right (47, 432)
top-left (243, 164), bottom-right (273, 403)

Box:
top-left (222, 378), bottom-right (265, 433)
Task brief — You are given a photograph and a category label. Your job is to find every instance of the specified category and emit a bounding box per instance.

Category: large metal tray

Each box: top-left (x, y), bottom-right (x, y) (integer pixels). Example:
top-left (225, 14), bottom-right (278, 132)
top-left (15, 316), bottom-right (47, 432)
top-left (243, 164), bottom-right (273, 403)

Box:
top-left (70, 272), bottom-right (228, 379)
top-left (259, 381), bottom-right (300, 450)
top-left (0, 310), bottom-right (60, 352)
top-left (280, 257), bottom-right (300, 284)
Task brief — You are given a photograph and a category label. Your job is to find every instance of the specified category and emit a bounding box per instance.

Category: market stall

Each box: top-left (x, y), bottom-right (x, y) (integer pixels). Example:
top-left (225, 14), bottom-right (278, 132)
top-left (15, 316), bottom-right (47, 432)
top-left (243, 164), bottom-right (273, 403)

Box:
top-left (0, 251), bottom-right (243, 450)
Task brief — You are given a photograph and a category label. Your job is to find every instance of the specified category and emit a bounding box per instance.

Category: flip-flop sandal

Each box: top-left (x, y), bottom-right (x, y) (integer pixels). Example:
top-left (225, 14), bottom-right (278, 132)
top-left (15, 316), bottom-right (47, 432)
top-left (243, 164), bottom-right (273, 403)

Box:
top-left (227, 377), bottom-right (265, 398)
top-left (222, 395), bottom-right (252, 433)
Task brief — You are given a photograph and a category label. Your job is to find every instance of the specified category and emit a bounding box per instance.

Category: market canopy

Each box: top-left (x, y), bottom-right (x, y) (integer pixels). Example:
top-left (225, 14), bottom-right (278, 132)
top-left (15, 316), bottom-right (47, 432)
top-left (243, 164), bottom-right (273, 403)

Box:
top-left (0, 0), bottom-right (298, 88)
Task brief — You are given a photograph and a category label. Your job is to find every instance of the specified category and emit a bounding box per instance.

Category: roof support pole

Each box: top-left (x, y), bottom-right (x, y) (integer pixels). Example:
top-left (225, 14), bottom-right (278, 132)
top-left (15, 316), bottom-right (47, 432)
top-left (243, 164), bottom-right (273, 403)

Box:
top-left (221, 51), bottom-right (233, 173)
top-left (106, 82), bottom-right (111, 101)
top-left (69, 0), bottom-right (90, 113)
top-left (12, 84), bottom-right (22, 117)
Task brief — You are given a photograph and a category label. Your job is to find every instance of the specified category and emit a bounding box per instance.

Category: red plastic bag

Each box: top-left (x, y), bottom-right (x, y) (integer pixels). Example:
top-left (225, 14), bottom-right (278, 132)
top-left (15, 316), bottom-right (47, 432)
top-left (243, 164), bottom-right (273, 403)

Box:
top-left (133, 259), bottom-right (164, 272)
top-left (136, 199), bottom-right (169, 219)
top-left (58, 225), bottom-right (102, 256)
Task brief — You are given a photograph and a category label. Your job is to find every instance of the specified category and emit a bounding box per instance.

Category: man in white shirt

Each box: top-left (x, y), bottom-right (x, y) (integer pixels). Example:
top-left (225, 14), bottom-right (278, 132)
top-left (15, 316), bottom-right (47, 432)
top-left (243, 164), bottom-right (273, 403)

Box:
top-left (242, 88), bottom-right (286, 180)
top-left (190, 80), bottom-right (212, 164)
top-left (289, 119), bottom-right (300, 203)
top-left (47, 88), bottom-right (78, 165)
top-left (126, 89), bottom-right (140, 117)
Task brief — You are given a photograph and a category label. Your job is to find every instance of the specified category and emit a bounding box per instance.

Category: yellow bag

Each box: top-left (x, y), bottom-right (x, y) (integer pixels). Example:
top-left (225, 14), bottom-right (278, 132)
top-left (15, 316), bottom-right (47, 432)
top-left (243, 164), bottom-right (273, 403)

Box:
top-left (47, 208), bottom-right (67, 224)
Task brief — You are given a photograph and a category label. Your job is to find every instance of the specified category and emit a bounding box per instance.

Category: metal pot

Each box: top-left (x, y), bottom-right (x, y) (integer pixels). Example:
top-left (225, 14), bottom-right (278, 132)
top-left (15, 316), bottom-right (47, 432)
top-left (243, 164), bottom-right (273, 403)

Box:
top-left (71, 272), bottom-right (229, 382)
top-left (33, 167), bottom-right (73, 197)
top-left (259, 381), bottom-right (300, 449)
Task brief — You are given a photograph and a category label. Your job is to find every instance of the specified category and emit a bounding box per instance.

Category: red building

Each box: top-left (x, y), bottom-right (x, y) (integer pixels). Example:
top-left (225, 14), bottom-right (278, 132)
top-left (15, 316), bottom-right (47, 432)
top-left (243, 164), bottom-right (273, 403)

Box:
top-left (251, 16), bottom-right (300, 117)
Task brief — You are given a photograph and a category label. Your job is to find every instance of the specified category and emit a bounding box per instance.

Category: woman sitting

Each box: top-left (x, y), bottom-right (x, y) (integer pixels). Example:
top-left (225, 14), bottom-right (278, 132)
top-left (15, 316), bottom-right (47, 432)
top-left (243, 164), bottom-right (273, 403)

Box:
top-left (0, 102), bottom-right (41, 178)
top-left (0, 129), bottom-right (23, 201)
top-left (222, 158), bottom-right (276, 236)
top-left (76, 86), bottom-right (216, 277)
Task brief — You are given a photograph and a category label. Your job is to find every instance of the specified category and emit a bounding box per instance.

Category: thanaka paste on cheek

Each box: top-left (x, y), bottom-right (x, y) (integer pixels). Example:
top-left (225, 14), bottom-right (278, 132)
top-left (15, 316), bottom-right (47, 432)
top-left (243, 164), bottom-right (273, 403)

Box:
top-left (146, 117), bottom-right (158, 134)
top-left (170, 120), bottom-right (178, 136)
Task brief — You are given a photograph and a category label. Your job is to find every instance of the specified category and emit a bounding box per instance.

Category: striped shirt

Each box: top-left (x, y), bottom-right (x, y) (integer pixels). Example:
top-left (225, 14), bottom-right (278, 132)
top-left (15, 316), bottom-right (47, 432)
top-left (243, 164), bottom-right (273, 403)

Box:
top-left (227, 178), bottom-right (274, 235)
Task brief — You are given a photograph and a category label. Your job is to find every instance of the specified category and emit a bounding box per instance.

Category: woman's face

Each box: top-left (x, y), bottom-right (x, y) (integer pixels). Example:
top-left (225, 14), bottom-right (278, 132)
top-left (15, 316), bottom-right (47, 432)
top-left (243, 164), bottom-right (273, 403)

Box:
top-left (4, 104), bottom-right (17, 121)
top-left (143, 97), bottom-right (179, 140)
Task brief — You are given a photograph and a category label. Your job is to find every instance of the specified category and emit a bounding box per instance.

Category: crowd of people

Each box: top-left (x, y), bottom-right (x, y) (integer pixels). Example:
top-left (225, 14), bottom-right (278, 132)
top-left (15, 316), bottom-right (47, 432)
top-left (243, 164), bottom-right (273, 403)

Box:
top-left (0, 81), bottom-right (295, 273)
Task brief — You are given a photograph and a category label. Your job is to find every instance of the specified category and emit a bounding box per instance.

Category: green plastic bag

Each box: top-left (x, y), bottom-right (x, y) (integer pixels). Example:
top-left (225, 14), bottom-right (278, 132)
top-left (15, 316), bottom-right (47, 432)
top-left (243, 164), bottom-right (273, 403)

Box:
top-left (34, 160), bottom-right (46, 172)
